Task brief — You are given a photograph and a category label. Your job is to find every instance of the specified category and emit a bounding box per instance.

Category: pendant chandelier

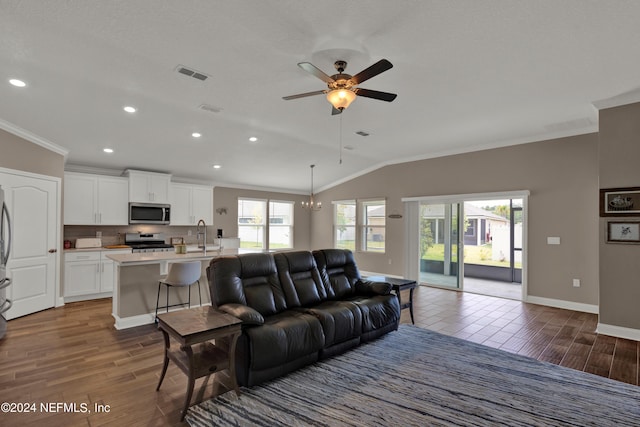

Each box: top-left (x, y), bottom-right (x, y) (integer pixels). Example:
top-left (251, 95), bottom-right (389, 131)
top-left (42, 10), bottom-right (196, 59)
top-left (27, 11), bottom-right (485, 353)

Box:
top-left (301, 164), bottom-right (321, 210)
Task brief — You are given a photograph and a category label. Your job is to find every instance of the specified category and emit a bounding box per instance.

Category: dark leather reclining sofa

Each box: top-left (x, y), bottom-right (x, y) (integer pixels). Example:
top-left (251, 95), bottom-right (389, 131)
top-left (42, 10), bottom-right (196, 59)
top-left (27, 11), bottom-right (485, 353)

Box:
top-left (207, 248), bottom-right (400, 386)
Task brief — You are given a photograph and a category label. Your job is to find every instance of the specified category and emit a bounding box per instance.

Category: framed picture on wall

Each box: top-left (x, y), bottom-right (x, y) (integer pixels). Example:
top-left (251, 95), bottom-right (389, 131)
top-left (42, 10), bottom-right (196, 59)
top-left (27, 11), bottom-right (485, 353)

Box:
top-left (607, 221), bottom-right (640, 243)
top-left (600, 187), bottom-right (640, 216)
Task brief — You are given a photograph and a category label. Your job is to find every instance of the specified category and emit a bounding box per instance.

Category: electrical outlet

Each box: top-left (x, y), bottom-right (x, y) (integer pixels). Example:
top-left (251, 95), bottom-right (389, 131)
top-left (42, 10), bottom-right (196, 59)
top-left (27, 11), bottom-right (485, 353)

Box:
top-left (96, 231), bottom-right (102, 238)
top-left (573, 279), bottom-right (580, 288)
top-left (388, 258), bottom-right (392, 265)
top-left (188, 230), bottom-right (192, 236)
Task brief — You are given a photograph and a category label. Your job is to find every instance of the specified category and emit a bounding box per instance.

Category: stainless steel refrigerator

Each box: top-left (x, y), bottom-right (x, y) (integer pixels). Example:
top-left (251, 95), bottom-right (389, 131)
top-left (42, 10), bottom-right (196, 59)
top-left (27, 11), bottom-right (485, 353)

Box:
top-left (0, 185), bottom-right (12, 339)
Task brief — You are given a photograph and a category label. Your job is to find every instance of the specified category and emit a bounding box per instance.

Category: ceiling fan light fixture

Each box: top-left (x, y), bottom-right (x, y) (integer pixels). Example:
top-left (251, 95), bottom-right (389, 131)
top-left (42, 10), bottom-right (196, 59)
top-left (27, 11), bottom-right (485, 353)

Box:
top-left (327, 89), bottom-right (356, 111)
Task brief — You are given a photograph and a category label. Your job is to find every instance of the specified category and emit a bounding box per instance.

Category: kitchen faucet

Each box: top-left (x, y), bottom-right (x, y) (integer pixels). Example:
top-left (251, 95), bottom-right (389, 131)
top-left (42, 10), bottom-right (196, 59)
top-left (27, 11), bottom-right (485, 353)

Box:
top-left (196, 219), bottom-right (206, 253)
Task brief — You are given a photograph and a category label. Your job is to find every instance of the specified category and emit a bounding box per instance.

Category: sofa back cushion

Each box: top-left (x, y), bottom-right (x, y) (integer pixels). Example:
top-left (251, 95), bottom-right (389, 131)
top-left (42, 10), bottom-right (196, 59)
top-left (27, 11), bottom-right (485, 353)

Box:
top-left (274, 251), bottom-right (327, 307)
top-left (313, 249), bottom-right (361, 299)
top-left (208, 253), bottom-right (287, 316)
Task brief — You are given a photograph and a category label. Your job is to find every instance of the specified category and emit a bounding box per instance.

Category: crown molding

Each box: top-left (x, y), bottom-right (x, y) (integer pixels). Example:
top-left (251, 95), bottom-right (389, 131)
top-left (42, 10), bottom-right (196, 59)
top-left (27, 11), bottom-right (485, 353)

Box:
top-left (0, 118), bottom-right (68, 157)
top-left (593, 87), bottom-right (640, 110)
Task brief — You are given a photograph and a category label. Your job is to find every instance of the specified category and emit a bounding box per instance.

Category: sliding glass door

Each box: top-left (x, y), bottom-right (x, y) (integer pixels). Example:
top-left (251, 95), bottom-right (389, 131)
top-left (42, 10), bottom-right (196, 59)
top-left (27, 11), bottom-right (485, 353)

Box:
top-left (419, 202), bottom-right (461, 289)
top-left (404, 191), bottom-right (528, 300)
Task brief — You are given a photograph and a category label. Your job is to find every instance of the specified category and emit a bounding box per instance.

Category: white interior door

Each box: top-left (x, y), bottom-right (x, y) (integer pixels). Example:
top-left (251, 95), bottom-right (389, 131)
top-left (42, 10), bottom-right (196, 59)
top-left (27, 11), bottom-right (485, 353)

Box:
top-left (0, 170), bottom-right (59, 320)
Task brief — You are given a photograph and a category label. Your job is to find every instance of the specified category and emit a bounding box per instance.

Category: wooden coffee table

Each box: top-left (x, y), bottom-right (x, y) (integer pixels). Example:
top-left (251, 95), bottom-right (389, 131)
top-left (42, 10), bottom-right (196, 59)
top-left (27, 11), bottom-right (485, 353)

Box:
top-left (156, 306), bottom-right (242, 420)
top-left (366, 276), bottom-right (417, 324)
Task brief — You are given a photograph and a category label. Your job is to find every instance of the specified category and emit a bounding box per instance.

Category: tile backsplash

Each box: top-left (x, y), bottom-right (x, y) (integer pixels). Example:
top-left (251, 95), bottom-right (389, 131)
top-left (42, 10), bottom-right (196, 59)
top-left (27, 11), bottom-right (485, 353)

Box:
top-left (64, 225), bottom-right (222, 247)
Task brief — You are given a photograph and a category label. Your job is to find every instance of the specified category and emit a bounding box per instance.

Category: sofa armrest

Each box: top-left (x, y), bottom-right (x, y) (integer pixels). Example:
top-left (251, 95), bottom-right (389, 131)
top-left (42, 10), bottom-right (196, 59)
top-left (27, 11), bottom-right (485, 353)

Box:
top-left (219, 303), bottom-right (265, 325)
top-left (356, 279), bottom-right (392, 296)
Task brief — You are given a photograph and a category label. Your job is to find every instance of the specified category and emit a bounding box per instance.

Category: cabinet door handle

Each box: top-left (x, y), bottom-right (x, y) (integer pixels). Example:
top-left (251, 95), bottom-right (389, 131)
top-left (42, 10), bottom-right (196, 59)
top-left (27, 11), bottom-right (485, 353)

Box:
top-left (48, 249), bottom-right (57, 253)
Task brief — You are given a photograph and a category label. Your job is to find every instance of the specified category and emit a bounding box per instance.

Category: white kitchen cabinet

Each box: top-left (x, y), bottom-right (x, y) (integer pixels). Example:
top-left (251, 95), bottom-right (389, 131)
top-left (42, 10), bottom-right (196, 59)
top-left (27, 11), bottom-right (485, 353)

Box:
top-left (169, 183), bottom-right (213, 225)
top-left (64, 249), bottom-right (131, 301)
top-left (64, 251), bottom-right (101, 297)
top-left (126, 170), bottom-right (171, 204)
top-left (64, 172), bottom-right (128, 225)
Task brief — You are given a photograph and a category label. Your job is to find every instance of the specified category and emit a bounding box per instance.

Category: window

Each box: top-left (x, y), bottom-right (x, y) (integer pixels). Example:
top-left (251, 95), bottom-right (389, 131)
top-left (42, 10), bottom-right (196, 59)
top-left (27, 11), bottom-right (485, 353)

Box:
top-left (334, 199), bottom-right (386, 253)
top-left (269, 200), bottom-right (294, 249)
top-left (238, 198), bottom-right (294, 250)
top-left (238, 199), bottom-right (266, 249)
top-left (361, 200), bottom-right (386, 252)
top-left (334, 200), bottom-right (356, 250)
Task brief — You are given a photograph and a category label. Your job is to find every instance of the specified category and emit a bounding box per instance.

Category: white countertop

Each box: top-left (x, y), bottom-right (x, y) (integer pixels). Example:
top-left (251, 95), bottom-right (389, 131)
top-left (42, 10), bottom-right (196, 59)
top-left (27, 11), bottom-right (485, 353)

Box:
top-left (64, 246), bottom-right (132, 252)
top-left (105, 248), bottom-right (263, 265)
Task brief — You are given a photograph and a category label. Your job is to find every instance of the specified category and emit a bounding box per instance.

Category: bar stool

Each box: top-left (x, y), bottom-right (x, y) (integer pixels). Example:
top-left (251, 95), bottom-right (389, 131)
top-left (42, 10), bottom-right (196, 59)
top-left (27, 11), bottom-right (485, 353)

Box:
top-left (155, 261), bottom-right (202, 321)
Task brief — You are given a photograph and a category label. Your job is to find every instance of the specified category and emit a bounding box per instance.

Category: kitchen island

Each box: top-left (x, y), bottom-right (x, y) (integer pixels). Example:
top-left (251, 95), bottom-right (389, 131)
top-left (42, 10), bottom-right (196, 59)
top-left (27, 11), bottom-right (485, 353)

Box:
top-left (107, 248), bottom-right (252, 329)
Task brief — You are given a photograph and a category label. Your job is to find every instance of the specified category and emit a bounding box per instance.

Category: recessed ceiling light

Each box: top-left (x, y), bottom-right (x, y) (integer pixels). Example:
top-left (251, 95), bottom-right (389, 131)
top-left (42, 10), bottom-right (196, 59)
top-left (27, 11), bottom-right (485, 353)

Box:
top-left (103, 148), bottom-right (114, 153)
top-left (249, 137), bottom-right (258, 142)
top-left (192, 132), bottom-right (202, 138)
top-left (123, 106), bottom-right (136, 113)
top-left (9, 79), bottom-right (26, 87)
top-left (212, 164), bottom-right (222, 169)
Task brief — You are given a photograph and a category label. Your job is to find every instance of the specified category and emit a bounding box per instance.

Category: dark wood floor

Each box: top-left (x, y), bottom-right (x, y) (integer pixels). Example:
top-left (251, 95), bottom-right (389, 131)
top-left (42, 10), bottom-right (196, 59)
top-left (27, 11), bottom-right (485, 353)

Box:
top-left (407, 286), bottom-right (639, 385)
top-left (0, 287), bottom-right (638, 426)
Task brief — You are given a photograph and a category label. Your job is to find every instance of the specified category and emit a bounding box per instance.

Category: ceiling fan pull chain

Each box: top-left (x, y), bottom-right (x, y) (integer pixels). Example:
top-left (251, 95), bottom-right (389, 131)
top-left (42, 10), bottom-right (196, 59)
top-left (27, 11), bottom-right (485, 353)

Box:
top-left (339, 113), bottom-right (343, 164)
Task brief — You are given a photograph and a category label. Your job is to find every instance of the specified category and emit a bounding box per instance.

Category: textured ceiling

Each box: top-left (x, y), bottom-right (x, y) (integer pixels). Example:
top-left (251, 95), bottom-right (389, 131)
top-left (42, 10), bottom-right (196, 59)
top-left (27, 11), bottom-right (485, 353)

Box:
top-left (1, 1), bottom-right (640, 193)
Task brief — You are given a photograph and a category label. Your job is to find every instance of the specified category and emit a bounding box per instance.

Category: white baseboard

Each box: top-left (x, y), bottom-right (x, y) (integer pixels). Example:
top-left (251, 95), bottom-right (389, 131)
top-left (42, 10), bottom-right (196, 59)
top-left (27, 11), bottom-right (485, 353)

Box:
top-left (360, 270), bottom-right (403, 279)
top-left (524, 296), bottom-right (599, 314)
top-left (112, 302), bottom-right (212, 330)
top-left (597, 323), bottom-right (640, 341)
top-left (64, 292), bottom-right (111, 304)
top-left (113, 313), bottom-right (156, 330)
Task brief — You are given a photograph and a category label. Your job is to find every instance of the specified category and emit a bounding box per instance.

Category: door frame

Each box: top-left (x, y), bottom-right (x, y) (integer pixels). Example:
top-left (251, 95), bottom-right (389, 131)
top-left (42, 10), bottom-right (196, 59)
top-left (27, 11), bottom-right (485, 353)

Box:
top-left (403, 190), bottom-right (529, 300)
top-left (0, 166), bottom-right (62, 310)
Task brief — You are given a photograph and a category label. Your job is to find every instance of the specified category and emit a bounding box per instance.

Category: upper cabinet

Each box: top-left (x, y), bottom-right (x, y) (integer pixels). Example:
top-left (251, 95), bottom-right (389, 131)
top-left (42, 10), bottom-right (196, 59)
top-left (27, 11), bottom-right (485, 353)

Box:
top-left (126, 170), bottom-right (171, 204)
top-left (170, 183), bottom-right (213, 225)
top-left (64, 173), bottom-right (129, 225)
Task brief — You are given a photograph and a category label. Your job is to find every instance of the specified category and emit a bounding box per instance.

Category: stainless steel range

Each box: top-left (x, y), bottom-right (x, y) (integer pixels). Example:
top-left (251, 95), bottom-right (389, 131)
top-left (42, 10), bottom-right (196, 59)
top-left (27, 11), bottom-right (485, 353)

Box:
top-left (125, 233), bottom-right (173, 253)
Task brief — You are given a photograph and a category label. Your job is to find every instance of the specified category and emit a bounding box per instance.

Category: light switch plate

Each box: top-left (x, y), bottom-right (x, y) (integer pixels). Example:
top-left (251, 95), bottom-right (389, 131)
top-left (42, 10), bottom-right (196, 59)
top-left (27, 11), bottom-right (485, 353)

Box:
top-left (547, 236), bottom-right (560, 245)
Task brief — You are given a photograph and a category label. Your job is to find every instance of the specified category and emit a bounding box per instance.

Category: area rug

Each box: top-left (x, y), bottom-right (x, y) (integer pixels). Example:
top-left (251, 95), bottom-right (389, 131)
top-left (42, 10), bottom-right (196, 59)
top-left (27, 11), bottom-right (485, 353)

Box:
top-left (186, 325), bottom-right (640, 426)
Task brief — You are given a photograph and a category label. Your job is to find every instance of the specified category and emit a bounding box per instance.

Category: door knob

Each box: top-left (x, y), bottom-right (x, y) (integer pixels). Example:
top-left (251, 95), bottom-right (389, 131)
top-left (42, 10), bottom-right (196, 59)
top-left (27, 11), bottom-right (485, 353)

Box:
top-left (48, 249), bottom-right (57, 253)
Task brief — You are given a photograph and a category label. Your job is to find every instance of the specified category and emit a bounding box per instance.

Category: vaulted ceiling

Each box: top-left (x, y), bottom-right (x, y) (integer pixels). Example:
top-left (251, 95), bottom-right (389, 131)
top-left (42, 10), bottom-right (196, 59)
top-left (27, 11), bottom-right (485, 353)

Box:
top-left (2, 1), bottom-right (640, 193)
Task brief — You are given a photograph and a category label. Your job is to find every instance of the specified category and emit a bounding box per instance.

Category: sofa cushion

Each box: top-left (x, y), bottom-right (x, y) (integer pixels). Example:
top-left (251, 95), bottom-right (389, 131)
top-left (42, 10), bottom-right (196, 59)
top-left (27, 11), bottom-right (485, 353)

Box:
top-left (208, 253), bottom-right (287, 316)
top-left (275, 251), bottom-right (327, 308)
top-left (303, 300), bottom-right (362, 347)
top-left (245, 310), bottom-right (325, 371)
top-left (313, 249), bottom-right (360, 298)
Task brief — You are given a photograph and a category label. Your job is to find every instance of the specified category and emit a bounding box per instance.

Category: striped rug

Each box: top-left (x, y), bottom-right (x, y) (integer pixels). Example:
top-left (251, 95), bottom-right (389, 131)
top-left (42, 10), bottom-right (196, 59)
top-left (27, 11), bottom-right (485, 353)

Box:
top-left (186, 325), bottom-right (640, 426)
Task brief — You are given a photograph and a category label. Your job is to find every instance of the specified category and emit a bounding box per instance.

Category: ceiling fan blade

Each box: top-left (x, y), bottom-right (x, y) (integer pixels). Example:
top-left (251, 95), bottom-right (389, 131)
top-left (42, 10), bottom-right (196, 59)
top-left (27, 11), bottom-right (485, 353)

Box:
top-left (331, 106), bottom-right (342, 115)
top-left (350, 59), bottom-right (393, 85)
top-left (298, 62), bottom-right (335, 84)
top-left (354, 88), bottom-right (397, 102)
top-left (282, 90), bottom-right (327, 100)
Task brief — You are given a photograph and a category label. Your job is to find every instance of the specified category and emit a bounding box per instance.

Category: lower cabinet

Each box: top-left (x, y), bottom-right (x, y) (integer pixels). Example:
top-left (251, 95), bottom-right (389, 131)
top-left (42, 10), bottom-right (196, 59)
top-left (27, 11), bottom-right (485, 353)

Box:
top-left (64, 249), bottom-right (131, 301)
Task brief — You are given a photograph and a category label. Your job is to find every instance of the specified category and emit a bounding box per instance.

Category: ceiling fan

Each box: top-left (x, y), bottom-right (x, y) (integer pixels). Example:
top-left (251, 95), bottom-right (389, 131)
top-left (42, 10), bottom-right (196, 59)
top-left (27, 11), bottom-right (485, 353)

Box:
top-left (283, 59), bottom-right (397, 115)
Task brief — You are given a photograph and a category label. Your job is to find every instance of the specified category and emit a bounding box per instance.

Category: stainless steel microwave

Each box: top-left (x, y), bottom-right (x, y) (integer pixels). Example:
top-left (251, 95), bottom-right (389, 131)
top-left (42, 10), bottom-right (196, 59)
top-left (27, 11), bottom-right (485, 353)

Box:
top-left (128, 203), bottom-right (171, 225)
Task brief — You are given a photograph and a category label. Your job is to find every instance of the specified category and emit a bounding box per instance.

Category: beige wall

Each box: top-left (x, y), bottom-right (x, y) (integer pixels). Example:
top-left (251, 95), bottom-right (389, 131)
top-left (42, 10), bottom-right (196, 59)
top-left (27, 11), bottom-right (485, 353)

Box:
top-left (213, 186), bottom-right (312, 250)
top-left (0, 128), bottom-right (65, 304)
top-left (598, 102), bottom-right (640, 329)
top-left (0, 128), bottom-right (64, 178)
top-left (312, 133), bottom-right (600, 306)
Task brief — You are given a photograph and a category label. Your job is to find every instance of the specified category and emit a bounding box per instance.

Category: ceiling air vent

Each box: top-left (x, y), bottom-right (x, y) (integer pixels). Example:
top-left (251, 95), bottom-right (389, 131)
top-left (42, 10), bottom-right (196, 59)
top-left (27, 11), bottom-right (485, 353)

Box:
top-left (199, 103), bottom-right (223, 114)
top-left (176, 65), bottom-right (210, 81)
